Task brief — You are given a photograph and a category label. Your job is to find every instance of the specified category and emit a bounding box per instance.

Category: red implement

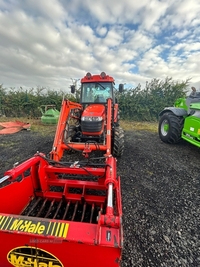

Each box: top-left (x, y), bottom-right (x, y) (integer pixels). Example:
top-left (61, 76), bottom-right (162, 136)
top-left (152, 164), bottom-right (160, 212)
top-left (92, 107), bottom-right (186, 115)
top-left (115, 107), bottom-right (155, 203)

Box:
top-left (0, 153), bottom-right (123, 266)
top-left (0, 121), bottom-right (31, 134)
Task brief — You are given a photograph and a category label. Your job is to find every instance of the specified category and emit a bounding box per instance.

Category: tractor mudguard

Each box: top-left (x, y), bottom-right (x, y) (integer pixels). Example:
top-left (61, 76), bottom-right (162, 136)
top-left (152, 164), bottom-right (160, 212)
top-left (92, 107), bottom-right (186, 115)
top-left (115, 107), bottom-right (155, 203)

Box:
top-left (159, 107), bottom-right (188, 117)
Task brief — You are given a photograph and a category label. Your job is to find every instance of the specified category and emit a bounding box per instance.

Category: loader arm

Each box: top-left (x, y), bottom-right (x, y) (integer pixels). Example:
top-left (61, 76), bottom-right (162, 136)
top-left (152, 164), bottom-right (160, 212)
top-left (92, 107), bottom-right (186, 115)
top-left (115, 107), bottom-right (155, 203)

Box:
top-left (50, 99), bottom-right (83, 161)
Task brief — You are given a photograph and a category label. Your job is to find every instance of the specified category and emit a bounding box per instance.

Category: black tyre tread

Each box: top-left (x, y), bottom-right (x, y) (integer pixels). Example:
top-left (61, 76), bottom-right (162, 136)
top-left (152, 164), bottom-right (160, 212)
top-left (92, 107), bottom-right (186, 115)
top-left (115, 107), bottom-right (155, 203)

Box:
top-left (112, 126), bottom-right (124, 157)
top-left (65, 125), bottom-right (76, 142)
top-left (159, 112), bottom-right (184, 144)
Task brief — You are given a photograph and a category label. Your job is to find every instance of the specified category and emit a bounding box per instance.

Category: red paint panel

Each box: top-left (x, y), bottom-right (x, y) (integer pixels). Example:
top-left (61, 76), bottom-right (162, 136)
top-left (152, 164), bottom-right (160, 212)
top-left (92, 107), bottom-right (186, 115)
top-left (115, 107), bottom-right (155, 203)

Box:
top-left (82, 104), bottom-right (105, 117)
top-left (0, 231), bottom-right (121, 267)
top-left (81, 74), bottom-right (115, 83)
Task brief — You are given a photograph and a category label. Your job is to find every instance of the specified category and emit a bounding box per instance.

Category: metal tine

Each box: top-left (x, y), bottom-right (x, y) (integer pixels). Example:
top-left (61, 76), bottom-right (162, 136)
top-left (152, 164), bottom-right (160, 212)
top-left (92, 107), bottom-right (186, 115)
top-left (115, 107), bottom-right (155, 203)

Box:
top-left (20, 196), bottom-right (34, 215)
top-left (90, 203), bottom-right (95, 223)
top-left (100, 203), bottom-right (103, 214)
top-left (62, 201), bottom-right (70, 220)
top-left (53, 200), bottom-right (63, 219)
top-left (44, 199), bottom-right (55, 218)
top-left (98, 204), bottom-right (103, 222)
top-left (81, 202), bottom-right (87, 222)
top-left (36, 198), bottom-right (48, 217)
top-left (72, 201), bottom-right (78, 221)
top-left (97, 204), bottom-right (103, 224)
top-left (27, 197), bottom-right (41, 216)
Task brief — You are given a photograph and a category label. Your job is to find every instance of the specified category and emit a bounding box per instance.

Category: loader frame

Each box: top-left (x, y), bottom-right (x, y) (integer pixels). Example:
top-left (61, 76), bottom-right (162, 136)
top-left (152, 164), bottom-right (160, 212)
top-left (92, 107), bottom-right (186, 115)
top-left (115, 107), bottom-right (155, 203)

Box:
top-left (51, 98), bottom-right (114, 161)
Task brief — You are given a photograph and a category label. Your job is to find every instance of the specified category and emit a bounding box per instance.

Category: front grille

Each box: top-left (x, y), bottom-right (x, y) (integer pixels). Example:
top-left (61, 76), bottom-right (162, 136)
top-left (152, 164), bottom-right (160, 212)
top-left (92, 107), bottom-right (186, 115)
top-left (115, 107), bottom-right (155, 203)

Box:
top-left (81, 121), bottom-right (102, 133)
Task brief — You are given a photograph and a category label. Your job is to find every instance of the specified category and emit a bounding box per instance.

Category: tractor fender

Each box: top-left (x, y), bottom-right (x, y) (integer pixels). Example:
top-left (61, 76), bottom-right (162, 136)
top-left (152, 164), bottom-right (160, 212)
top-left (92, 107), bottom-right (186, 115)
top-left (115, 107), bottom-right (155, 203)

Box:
top-left (159, 107), bottom-right (188, 117)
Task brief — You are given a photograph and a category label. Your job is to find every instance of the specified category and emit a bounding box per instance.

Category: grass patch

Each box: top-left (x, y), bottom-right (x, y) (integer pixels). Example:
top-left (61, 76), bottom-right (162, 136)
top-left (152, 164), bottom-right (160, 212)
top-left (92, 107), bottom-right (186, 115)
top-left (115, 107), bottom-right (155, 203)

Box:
top-left (0, 117), bottom-right (158, 134)
top-left (30, 120), bottom-right (57, 135)
top-left (120, 120), bottom-right (158, 132)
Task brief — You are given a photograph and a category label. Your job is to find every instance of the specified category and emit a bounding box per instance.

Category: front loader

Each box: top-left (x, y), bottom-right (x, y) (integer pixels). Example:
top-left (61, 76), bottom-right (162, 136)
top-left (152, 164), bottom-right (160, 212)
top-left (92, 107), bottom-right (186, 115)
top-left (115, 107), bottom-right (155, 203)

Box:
top-left (0, 72), bottom-right (124, 267)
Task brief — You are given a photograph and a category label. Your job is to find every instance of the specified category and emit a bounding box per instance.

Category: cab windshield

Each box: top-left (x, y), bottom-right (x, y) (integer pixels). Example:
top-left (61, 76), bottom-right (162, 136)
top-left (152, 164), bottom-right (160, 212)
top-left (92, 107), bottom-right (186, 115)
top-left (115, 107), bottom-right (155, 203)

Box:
top-left (80, 82), bottom-right (113, 104)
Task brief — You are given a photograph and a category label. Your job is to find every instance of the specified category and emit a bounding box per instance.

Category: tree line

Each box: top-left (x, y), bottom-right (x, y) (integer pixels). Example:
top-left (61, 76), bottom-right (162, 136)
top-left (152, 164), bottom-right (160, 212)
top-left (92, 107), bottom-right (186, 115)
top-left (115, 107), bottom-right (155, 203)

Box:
top-left (0, 86), bottom-right (76, 118)
top-left (116, 77), bottom-right (189, 121)
top-left (0, 77), bottom-right (189, 121)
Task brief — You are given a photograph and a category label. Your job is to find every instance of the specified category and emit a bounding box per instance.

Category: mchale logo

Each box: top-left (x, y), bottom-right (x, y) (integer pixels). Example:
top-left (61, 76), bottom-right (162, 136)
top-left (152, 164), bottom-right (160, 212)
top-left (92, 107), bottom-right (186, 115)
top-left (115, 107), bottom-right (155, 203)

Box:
top-left (10, 219), bottom-right (46, 234)
top-left (7, 246), bottom-right (63, 267)
top-left (0, 215), bottom-right (69, 238)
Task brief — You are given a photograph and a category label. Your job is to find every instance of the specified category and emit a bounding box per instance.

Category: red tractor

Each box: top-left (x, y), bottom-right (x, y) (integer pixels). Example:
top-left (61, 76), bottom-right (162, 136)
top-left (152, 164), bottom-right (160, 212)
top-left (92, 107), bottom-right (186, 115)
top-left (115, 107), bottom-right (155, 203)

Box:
top-left (51, 71), bottom-right (124, 161)
top-left (0, 72), bottom-right (124, 267)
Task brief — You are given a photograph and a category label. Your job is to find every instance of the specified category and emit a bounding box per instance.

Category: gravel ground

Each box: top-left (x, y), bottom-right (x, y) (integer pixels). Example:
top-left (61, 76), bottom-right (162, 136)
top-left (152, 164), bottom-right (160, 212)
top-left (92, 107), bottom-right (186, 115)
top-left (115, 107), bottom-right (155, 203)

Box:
top-left (0, 129), bottom-right (199, 267)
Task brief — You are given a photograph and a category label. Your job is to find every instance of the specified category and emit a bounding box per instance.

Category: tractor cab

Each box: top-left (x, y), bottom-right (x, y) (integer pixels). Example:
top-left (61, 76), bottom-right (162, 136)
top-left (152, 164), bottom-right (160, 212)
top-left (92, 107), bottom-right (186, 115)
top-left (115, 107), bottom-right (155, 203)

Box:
top-left (81, 82), bottom-right (113, 104)
top-left (186, 94), bottom-right (200, 114)
top-left (175, 94), bottom-right (200, 114)
top-left (71, 72), bottom-right (123, 105)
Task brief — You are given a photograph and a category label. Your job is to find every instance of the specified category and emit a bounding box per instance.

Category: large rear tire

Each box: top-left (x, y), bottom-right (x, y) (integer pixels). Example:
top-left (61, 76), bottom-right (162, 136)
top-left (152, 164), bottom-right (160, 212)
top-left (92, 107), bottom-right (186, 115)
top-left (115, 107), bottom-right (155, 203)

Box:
top-left (112, 126), bottom-right (124, 157)
top-left (158, 112), bottom-right (184, 144)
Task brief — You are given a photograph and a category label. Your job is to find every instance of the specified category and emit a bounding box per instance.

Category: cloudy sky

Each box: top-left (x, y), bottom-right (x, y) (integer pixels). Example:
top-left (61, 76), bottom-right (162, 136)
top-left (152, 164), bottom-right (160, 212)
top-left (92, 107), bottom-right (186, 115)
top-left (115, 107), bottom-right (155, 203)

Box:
top-left (0, 0), bottom-right (200, 92)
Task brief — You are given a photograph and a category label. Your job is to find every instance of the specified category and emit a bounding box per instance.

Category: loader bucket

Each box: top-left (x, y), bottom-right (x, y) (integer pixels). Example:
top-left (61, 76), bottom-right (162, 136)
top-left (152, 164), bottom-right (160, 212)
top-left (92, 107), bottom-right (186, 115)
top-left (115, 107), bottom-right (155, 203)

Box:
top-left (0, 154), bottom-right (123, 267)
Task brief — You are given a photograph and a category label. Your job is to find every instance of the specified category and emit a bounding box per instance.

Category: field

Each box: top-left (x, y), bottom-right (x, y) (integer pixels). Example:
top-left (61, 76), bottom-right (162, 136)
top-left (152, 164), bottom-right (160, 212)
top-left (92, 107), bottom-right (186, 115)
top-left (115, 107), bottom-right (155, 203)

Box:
top-left (0, 120), bottom-right (199, 267)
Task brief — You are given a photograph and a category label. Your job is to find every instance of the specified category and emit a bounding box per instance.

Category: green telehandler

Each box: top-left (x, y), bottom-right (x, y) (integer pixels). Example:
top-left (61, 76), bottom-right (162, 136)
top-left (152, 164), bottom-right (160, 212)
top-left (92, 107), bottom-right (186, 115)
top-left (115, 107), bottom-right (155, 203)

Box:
top-left (158, 91), bottom-right (200, 147)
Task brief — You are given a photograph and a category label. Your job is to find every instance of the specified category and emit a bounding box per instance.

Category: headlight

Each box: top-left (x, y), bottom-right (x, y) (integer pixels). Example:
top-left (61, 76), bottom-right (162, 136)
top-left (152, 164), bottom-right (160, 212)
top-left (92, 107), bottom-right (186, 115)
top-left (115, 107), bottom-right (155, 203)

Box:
top-left (81, 116), bottom-right (103, 122)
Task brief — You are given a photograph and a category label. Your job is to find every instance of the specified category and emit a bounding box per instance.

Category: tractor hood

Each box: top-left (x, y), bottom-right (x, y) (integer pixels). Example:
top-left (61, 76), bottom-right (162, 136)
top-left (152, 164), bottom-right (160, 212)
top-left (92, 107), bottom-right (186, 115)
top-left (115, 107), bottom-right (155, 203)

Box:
top-left (81, 104), bottom-right (105, 136)
top-left (82, 104), bottom-right (105, 118)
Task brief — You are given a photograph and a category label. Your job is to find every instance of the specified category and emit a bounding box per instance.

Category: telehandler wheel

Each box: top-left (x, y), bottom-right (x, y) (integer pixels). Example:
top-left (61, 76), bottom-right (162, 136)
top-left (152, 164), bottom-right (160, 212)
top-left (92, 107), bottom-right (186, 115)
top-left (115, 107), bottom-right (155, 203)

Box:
top-left (112, 126), bottom-right (124, 157)
top-left (159, 112), bottom-right (184, 144)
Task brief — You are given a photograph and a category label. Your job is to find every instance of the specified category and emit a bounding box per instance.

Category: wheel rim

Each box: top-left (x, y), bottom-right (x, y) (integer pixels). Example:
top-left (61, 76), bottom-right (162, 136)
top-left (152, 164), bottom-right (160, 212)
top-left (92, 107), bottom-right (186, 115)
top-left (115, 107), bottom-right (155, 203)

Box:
top-left (161, 119), bottom-right (169, 136)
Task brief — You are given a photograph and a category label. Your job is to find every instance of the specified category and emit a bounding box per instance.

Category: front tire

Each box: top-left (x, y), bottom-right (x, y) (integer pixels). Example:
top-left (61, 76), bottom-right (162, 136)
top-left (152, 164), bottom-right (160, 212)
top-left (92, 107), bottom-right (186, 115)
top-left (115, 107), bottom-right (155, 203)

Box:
top-left (112, 126), bottom-right (124, 157)
top-left (158, 112), bottom-right (184, 144)
top-left (64, 124), bottom-right (76, 142)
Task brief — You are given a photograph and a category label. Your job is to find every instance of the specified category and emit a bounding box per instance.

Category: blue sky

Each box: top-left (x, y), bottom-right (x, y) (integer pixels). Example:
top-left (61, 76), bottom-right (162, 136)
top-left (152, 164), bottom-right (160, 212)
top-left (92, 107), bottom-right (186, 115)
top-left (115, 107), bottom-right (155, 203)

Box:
top-left (0, 0), bottom-right (200, 92)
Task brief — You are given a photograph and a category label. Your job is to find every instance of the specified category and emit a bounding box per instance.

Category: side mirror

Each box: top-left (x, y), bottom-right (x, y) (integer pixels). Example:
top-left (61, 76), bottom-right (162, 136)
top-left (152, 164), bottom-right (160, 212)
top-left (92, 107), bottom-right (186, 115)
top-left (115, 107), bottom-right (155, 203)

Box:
top-left (119, 84), bottom-right (124, 93)
top-left (71, 85), bottom-right (75, 94)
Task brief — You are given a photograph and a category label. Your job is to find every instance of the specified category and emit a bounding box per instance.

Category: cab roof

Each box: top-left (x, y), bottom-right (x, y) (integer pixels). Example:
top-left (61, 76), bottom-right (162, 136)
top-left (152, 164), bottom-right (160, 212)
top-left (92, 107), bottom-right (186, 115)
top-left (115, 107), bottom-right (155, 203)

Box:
top-left (81, 72), bottom-right (114, 83)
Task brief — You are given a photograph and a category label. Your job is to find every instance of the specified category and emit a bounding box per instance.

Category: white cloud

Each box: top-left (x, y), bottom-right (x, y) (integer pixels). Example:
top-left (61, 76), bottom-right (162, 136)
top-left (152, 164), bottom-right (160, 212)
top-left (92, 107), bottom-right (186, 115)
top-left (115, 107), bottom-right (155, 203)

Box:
top-left (96, 26), bottom-right (107, 37)
top-left (19, 0), bottom-right (66, 21)
top-left (174, 30), bottom-right (190, 39)
top-left (102, 30), bottom-right (123, 47)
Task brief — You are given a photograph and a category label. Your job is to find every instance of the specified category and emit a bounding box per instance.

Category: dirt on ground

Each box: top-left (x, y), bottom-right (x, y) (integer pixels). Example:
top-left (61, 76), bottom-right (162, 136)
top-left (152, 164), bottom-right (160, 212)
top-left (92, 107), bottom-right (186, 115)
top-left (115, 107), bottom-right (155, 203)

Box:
top-left (0, 129), bottom-right (199, 267)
